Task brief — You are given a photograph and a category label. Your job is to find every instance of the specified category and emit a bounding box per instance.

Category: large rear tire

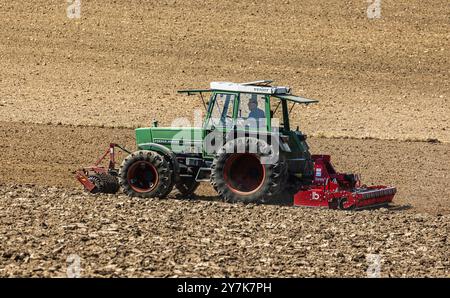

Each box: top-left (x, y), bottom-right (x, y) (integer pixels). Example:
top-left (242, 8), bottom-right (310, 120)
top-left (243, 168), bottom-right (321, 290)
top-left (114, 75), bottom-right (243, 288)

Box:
top-left (119, 150), bottom-right (173, 198)
top-left (210, 137), bottom-right (287, 203)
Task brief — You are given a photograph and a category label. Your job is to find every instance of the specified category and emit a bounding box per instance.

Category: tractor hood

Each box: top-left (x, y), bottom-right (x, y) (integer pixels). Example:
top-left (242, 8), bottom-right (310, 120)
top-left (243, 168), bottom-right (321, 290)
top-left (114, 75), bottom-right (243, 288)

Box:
top-left (136, 127), bottom-right (203, 154)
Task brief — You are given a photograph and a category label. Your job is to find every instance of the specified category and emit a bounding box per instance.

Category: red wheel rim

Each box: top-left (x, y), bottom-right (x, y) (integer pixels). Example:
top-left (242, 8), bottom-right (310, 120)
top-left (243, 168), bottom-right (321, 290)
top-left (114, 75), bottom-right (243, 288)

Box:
top-left (223, 154), bottom-right (266, 195)
top-left (127, 161), bottom-right (159, 193)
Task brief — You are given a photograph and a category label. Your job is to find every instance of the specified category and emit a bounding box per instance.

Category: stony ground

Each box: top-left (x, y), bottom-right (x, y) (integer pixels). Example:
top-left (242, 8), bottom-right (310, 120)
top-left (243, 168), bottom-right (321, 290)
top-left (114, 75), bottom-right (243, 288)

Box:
top-left (0, 0), bottom-right (449, 277)
top-left (0, 0), bottom-right (448, 142)
top-left (0, 185), bottom-right (448, 277)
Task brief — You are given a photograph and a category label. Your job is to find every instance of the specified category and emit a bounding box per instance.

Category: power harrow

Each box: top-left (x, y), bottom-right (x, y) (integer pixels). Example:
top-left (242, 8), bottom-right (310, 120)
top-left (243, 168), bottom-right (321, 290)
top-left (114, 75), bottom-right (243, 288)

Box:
top-left (293, 155), bottom-right (395, 210)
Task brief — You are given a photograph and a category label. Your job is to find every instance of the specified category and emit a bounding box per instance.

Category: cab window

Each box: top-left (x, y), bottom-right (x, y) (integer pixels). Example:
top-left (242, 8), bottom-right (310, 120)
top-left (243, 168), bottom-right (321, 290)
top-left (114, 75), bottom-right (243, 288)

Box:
top-left (237, 93), bottom-right (266, 130)
top-left (207, 93), bottom-right (236, 128)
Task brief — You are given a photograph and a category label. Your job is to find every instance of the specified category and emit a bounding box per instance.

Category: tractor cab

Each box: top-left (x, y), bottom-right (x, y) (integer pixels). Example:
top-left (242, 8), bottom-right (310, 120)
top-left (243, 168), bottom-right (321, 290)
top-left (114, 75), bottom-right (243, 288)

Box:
top-left (179, 81), bottom-right (318, 169)
top-left (178, 80), bottom-right (318, 135)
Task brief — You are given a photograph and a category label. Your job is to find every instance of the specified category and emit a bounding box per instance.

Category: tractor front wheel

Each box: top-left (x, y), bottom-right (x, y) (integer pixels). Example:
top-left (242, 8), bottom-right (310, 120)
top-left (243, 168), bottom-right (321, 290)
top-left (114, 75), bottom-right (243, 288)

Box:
top-left (119, 150), bottom-right (173, 198)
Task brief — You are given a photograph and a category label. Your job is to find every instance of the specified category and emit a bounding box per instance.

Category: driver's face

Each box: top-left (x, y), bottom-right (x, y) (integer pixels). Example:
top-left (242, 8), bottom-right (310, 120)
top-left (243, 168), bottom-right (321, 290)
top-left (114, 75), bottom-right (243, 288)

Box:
top-left (248, 101), bottom-right (257, 111)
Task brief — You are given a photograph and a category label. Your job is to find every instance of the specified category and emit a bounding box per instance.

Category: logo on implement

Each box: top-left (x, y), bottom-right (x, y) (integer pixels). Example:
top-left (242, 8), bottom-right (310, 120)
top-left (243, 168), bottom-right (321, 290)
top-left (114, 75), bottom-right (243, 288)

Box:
top-left (312, 192), bottom-right (320, 200)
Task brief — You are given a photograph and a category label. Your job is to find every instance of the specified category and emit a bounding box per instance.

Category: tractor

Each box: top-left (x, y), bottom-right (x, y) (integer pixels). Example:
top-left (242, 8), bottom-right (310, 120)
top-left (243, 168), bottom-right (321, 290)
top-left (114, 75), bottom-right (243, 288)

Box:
top-left (76, 80), bottom-right (396, 209)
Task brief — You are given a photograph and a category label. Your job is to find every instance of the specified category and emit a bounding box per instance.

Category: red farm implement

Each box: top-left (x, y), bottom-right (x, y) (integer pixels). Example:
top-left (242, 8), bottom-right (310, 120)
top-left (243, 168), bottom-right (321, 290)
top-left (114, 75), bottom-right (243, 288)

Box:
top-left (75, 143), bottom-right (130, 194)
top-left (293, 155), bottom-right (396, 210)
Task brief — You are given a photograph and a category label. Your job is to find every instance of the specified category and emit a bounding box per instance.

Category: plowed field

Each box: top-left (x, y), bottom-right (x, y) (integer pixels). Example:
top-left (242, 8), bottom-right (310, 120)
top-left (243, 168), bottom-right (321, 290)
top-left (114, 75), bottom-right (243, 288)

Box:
top-left (0, 0), bottom-right (448, 277)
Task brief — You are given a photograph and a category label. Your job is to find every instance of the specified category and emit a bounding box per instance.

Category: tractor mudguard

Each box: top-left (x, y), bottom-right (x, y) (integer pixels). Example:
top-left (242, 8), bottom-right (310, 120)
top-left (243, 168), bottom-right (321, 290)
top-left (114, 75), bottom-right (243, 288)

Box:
top-left (138, 142), bottom-right (181, 182)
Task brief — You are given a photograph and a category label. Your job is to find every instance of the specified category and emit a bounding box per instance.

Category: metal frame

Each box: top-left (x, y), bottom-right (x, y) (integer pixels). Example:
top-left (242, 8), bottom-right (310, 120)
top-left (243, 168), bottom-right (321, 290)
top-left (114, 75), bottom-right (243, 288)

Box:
top-left (75, 143), bottom-right (131, 192)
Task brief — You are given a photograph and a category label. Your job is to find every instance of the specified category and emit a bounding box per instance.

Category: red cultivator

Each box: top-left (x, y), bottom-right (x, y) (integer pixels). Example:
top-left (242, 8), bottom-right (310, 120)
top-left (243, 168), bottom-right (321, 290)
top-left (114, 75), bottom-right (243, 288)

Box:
top-left (293, 155), bottom-right (396, 210)
top-left (75, 143), bottom-right (130, 194)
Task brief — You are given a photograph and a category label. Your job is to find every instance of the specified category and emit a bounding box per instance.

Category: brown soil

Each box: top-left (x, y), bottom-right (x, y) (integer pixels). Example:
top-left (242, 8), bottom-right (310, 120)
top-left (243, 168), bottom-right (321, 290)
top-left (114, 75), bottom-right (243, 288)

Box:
top-left (0, 185), bottom-right (448, 277)
top-left (0, 1), bottom-right (449, 142)
top-left (0, 0), bottom-right (449, 277)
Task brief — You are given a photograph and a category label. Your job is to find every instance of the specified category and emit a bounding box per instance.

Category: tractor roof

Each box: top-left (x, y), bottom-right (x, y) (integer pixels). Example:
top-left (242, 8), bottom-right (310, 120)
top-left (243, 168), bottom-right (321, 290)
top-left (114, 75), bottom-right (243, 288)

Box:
top-left (178, 81), bottom-right (319, 105)
top-left (210, 81), bottom-right (290, 95)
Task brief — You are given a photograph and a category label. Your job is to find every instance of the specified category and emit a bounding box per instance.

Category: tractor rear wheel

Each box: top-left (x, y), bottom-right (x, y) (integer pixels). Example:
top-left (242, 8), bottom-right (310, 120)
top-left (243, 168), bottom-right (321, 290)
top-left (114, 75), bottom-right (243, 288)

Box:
top-left (119, 150), bottom-right (173, 198)
top-left (211, 137), bottom-right (287, 204)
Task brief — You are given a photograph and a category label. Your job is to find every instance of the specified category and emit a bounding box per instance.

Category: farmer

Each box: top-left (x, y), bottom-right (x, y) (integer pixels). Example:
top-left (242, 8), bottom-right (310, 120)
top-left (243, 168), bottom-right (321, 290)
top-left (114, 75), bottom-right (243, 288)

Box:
top-left (247, 95), bottom-right (265, 120)
top-left (246, 94), bottom-right (265, 129)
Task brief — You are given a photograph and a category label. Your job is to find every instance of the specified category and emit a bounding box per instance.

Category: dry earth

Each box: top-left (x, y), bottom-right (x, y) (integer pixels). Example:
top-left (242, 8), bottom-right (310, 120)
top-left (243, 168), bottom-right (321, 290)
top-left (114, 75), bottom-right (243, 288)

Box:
top-left (0, 185), bottom-right (448, 277)
top-left (0, 0), bottom-right (448, 141)
top-left (0, 122), bottom-right (448, 277)
top-left (0, 0), bottom-right (449, 277)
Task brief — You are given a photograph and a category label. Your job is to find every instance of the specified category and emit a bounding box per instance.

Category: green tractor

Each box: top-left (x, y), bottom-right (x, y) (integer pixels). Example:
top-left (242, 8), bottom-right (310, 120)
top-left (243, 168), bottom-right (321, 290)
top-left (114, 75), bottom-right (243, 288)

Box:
top-left (76, 80), bottom-right (396, 209)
